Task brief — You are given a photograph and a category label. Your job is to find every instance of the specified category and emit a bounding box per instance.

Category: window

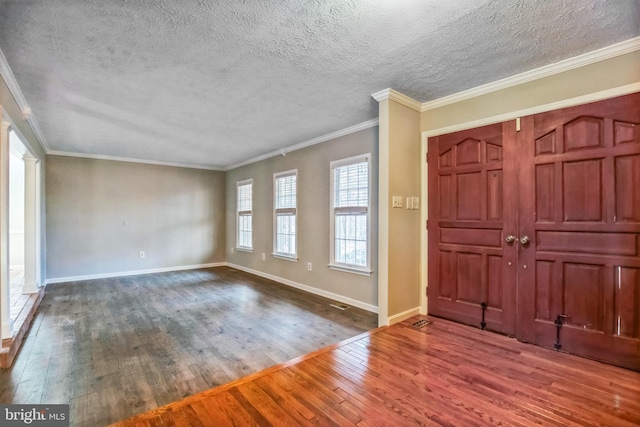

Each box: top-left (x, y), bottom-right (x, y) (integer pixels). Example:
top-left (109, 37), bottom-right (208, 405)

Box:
top-left (273, 170), bottom-right (297, 259)
top-left (330, 154), bottom-right (371, 274)
top-left (236, 179), bottom-right (253, 250)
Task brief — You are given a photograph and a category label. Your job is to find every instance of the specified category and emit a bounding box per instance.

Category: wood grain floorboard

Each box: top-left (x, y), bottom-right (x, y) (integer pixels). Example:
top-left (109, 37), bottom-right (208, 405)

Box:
top-left (111, 316), bottom-right (640, 427)
top-left (0, 267), bottom-right (376, 426)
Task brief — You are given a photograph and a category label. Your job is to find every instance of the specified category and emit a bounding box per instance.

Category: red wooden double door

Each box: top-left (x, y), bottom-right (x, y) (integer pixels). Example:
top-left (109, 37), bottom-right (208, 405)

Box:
top-left (428, 93), bottom-right (640, 371)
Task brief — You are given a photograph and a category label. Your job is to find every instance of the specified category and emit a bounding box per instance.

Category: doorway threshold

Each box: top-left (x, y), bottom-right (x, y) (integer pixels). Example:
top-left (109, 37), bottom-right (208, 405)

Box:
top-left (0, 285), bottom-right (44, 368)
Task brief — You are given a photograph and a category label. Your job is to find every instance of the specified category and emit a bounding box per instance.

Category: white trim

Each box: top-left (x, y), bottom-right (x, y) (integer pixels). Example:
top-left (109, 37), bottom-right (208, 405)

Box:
top-left (9, 264), bottom-right (24, 270)
top-left (225, 119), bottom-right (379, 171)
top-left (423, 83), bottom-right (640, 139)
top-left (421, 36), bottom-right (640, 112)
top-left (0, 117), bottom-right (13, 339)
top-left (328, 264), bottom-right (372, 276)
top-left (377, 99), bottom-right (389, 327)
top-left (272, 253), bottom-right (298, 262)
top-left (388, 307), bottom-right (421, 325)
top-left (226, 262), bottom-right (378, 313)
top-left (22, 156), bottom-right (38, 294)
top-left (48, 150), bottom-right (222, 171)
top-left (420, 132), bottom-right (429, 316)
top-left (44, 262), bottom-right (226, 285)
top-left (0, 47), bottom-right (50, 152)
top-left (35, 161), bottom-right (42, 288)
top-left (371, 88), bottom-right (422, 112)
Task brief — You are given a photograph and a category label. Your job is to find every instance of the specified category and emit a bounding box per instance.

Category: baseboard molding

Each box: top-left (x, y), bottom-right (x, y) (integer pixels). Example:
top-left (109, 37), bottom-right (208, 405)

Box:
top-left (45, 262), bottom-right (226, 285)
top-left (226, 263), bottom-right (379, 314)
top-left (388, 307), bottom-right (421, 325)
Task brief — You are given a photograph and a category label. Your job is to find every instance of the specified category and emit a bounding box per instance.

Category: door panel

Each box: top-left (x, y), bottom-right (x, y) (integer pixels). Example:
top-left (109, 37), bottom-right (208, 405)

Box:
top-left (428, 122), bottom-right (517, 335)
top-left (520, 92), bottom-right (640, 370)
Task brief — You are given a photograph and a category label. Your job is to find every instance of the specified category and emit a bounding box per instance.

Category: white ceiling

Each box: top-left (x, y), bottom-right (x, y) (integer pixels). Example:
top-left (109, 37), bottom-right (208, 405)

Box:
top-left (0, 0), bottom-right (638, 170)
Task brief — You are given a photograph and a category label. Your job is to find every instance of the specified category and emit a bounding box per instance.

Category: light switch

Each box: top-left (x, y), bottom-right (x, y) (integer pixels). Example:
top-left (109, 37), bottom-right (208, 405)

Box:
top-left (392, 196), bottom-right (403, 208)
top-left (406, 197), bottom-right (420, 210)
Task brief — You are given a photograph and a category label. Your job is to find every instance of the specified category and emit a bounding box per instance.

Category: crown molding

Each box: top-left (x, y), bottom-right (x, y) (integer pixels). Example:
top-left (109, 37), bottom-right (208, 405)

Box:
top-left (0, 47), bottom-right (51, 153)
top-left (224, 118), bottom-right (379, 171)
top-left (371, 88), bottom-right (422, 112)
top-left (421, 36), bottom-right (640, 112)
top-left (47, 150), bottom-right (223, 171)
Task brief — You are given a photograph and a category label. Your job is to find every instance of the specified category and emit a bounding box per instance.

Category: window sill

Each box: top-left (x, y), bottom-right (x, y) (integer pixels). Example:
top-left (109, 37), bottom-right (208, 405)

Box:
top-left (235, 247), bottom-right (253, 253)
top-left (328, 264), bottom-right (373, 276)
top-left (272, 253), bottom-right (298, 262)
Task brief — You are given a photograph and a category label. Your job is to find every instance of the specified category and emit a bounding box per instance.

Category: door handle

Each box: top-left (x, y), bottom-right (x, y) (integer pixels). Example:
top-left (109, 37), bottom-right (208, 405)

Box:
top-left (520, 235), bottom-right (530, 245)
top-left (505, 235), bottom-right (516, 243)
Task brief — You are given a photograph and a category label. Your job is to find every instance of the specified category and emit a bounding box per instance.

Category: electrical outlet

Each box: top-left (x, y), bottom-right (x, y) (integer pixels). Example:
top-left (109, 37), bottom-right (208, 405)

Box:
top-left (307, 262), bottom-right (312, 271)
top-left (261, 253), bottom-right (266, 260)
top-left (231, 247), bottom-right (234, 254)
top-left (139, 251), bottom-right (145, 258)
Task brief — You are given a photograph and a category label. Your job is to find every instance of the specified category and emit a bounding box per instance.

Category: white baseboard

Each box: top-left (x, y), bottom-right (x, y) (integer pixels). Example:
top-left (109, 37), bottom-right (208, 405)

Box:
top-left (388, 307), bottom-right (421, 325)
top-left (45, 262), bottom-right (226, 285)
top-left (226, 262), bottom-right (379, 314)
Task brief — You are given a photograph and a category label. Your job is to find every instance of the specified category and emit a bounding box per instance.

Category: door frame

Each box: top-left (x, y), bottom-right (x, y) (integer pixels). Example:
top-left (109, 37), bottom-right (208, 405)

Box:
top-left (0, 110), bottom-right (43, 340)
top-left (420, 83), bottom-right (640, 317)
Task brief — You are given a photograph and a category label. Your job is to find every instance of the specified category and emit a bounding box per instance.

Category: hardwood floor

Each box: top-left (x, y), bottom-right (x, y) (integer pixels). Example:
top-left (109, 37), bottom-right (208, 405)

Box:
top-left (112, 316), bottom-right (640, 427)
top-left (0, 267), bottom-right (377, 426)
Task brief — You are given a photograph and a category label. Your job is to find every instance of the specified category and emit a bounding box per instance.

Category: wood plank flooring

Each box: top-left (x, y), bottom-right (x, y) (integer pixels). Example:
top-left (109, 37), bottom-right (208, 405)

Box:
top-left (112, 316), bottom-right (640, 427)
top-left (0, 267), bottom-right (377, 426)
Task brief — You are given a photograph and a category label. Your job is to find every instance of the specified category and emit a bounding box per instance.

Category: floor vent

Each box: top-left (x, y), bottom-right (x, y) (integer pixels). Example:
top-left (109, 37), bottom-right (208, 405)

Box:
top-left (412, 318), bottom-right (432, 329)
top-left (330, 303), bottom-right (349, 311)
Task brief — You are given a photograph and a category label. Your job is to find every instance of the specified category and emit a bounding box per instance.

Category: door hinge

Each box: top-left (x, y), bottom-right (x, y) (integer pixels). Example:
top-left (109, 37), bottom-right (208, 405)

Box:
top-left (426, 153), bottom-right (429, 163)
top-left (426, 219), bottom-right (428, 230)
top-left (516, 117), bottom-right (521, 132)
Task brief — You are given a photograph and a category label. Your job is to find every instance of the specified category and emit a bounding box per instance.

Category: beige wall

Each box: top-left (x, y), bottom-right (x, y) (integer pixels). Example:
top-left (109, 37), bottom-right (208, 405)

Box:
top-left (225, 127), bottom-right (378, 309)
top-left (46, 156), bottom-right (226, 279)
top-left (378, 99), bottom-right (422, 323)
top-left (421, 50), bottom-right (640, 132)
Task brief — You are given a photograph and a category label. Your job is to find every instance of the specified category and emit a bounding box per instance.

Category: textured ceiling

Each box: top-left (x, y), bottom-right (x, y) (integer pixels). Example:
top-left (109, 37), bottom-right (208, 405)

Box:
top-left (0, 0), bottom-right (638, 169)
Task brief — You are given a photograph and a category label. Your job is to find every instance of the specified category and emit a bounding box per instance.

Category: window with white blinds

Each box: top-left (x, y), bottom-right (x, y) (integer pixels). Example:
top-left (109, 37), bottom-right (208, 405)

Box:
top-left (330, 154), bottom-right (371, 273)
top-left (273, 170), bottom-right (297, 258)
top-left (236, 179), bottom-right (253, 249)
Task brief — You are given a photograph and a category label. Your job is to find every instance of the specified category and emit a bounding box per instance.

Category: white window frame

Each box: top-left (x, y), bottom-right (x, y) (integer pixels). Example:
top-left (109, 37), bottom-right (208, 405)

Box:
top-left (236, 179), bottom-right (253, 251)
top-left (273, 169), bottom-right (298, 261)
top-left (329, 153), bottom-right (372, 275)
